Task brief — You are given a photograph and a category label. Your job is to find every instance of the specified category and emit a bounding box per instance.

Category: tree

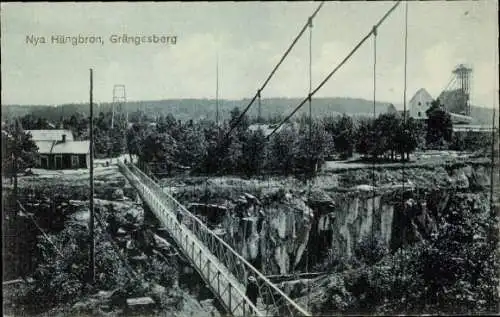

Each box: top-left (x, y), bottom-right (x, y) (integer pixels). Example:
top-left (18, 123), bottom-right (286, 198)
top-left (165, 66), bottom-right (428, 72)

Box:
top-left (141, 131), bottom-right (178, 176)
top-left (355, 118), bottom-right (379, 159)
top-left (126, 122), bottom-right (150, 162)
top-left (229, 107), bottom-right (250, 133)
top-left (375, 113), bottom-right (401, 160)
top-left (240, 129), bottom-right (267, 176)
top-left (198, 123), bottom-right (226, 174)
top-left (426, 99), bottom-right (453, 148)
top-left (2, 123), bottom-right (38, 181)
top-left (110, 127), bottom-right (126, 157)
top-left (360, 192), bottom-right (499, 315)
top-left (221, 133), bottom-right (243, 174)
top-left (176, 126), bottom-right (207, 168)
top-left (449, 131), bottom-right (493, 153)
top-left (334, 115), bottom-right (355, 159)
top-left (267, 126), bottom-right (298, 175)
top-left (294, 121), bottom-right (332, 175)
top-left (323, 115), bottom-right (354, 159)
top-left (394, 117), bottom-right (420, 161)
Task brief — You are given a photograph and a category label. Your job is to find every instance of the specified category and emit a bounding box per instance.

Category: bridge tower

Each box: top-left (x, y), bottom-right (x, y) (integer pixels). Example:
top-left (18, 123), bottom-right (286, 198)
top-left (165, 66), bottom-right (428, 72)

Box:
top-left (112, 84), bottom-right (127, 129)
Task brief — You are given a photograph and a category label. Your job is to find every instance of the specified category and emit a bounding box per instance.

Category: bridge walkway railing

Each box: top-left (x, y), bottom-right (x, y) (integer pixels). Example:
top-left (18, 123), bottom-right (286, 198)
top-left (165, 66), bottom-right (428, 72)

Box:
top-left (119, 162), bottom-right (311, 317)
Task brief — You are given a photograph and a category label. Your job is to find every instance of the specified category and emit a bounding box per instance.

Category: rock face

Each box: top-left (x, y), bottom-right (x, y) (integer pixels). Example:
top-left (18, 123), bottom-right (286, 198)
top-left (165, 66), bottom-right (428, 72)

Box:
top-left (215, 188), bottom-right (397, 275)
top-left (188, 203), bottom-right (228, 226)
top-left (316, 192), bottom-right (394, 259)
top-left (195, 164), bottom-right (492, 275)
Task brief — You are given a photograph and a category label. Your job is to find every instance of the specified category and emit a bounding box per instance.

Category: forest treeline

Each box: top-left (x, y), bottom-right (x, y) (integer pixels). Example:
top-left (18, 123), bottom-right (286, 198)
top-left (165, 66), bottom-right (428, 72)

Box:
top-left (2, 99), bottom-right (494, 178)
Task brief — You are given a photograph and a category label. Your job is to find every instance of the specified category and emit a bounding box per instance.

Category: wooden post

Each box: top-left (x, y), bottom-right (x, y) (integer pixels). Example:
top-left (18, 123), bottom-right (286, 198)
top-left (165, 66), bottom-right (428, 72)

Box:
top-left (207, 260), bottom-right (211, 282)
top-left (217, 270), bottom-right (220, 293)
top-left (490, 107), bottom-right (496, 219)
top-left (89, 68), bottom-right (95, 284)
top-left (228, 283), bottom-right (232, 313)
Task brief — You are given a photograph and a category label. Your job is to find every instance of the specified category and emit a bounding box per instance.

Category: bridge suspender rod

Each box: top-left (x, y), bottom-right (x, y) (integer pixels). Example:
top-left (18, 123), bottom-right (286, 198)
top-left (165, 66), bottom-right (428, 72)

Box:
top-left (225, 1), bottom-right (325, 140)
top-left (266, 0), bottom-right (402, 139)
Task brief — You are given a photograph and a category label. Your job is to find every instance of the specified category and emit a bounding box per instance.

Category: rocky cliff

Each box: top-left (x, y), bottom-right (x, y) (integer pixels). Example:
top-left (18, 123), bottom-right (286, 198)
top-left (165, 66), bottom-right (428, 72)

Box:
top-left (175, 163), bottom-right (493, 275)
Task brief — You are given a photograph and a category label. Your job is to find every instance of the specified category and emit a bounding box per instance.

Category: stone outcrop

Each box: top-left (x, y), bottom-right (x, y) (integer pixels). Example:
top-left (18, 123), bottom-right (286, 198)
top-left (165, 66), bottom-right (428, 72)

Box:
top-left (196, 164), bottom-right (491, 276)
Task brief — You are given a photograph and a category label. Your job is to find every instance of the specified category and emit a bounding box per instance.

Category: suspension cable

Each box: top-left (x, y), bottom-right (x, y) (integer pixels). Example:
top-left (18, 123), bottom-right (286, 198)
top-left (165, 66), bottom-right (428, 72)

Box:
top-left (225, 1), bottom-right (325, 140)
top-left (371, 25), bottom-right (377, 244)
top-left (17, 200), bottom-right (64, 258)
top-left (266, 1), bottom-right (402, 139)
top-left (308, 16), bottom-right (313, 144)
top-left (257, 89), bottom-right (262, 124)
top-left (306, 14), bottom-right (313, 311)
top-left (372, 26), bottom-right (377, 220)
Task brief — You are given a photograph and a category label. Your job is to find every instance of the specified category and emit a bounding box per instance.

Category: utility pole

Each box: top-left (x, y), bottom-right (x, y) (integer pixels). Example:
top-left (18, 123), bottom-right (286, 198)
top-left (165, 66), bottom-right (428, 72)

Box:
top-left (216, 54), bottom-right (220, 125)
top-left (13, 121), bottom-right (20, 277)
top-left (89, 69), bottom-right (95, 284)
top-left (490, 107), bottom-right (496, 218)
top-left (258, 90), bottom-right (262, 124)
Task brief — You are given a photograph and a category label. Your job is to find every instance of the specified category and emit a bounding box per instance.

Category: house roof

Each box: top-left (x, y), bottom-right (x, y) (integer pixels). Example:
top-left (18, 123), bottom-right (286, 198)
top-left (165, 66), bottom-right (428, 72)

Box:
top-left (26, 129), bottom-right (74, 142)
top-left (35, 141), bottom-right (56, 154)
top-left (453, 124), bottom-right (496, 132)
top-left (449, 112), bottom-right (473, 124)
top-left (409, 88), bottom-right (433, 105)
top-left (248, 123), bottom-right (281, 137)
top-left (51, 140), bottom-right (90, 154)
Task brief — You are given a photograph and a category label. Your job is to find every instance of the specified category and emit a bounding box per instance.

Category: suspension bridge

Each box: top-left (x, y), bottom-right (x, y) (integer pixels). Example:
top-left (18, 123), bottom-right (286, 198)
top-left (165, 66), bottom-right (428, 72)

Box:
top-left (119, 1), bottom-right (410, 316)
top-left (119, 161), bottom-right (310, 316)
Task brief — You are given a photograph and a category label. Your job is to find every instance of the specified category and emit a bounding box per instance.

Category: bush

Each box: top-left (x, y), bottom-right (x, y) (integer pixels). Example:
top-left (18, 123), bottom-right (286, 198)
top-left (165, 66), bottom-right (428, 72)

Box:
top-left (354, 234), bottom-right (389, 266)
top-left (358, 192), bottom-right (499, 314)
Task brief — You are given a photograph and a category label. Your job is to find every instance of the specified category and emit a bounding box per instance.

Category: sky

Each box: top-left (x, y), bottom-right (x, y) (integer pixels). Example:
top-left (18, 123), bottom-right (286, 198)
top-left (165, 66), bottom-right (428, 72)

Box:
top-left (1, 1), bottom-right (498, 109)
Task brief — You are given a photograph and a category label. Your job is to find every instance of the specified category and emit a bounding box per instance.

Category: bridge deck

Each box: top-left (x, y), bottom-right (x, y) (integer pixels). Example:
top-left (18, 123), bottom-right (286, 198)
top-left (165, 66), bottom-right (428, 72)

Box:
top-left (120, 163), bottom-right (261, 316)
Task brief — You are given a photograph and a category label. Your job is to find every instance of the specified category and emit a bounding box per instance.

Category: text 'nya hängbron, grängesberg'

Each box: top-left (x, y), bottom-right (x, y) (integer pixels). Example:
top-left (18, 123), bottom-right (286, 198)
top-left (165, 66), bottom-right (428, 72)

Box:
top-left (25, 34), bottom-right (178, 46)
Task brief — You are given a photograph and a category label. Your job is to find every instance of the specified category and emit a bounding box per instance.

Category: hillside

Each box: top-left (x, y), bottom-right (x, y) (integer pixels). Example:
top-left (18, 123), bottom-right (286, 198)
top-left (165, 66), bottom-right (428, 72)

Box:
top-left (2, 97), bottom-right (494, 124)
top-left (1, 97), bottom-right (394, 123)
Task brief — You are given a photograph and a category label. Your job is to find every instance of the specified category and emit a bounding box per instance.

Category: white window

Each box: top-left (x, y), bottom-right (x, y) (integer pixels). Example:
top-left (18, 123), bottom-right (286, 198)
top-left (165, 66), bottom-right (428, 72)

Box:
top-left (71, 155), bottom-right (79, 167)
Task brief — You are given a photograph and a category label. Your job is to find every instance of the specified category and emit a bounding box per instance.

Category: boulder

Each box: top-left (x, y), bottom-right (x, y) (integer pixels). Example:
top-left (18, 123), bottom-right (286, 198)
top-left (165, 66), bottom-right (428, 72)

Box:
top-left (130, 254), bottom-right (148, 263)
top-left (355, 184), bottom-right (375, 191)
top-left (112, 189), bottom-right (125, 200)
top-left (469, 167), bottom-right (490, 189)
top-left (126, 296), bottom-right (155, 308)
top-left (149, 283), bottom-right (167, 302)
top-left (72, 298), bottom-right (100, 312)
top-left (94, 290), bottom-right (114, 301)
top-left (244, 193), bottom-right (260, 205)
top-left (117, 228), bottom-right (127, 235)
top-left (69, 200), bottom-right (86, 207)
top-left (453, 171), bottom-right (469, 189)
top-left (236, 197), bottom-right (248, 205)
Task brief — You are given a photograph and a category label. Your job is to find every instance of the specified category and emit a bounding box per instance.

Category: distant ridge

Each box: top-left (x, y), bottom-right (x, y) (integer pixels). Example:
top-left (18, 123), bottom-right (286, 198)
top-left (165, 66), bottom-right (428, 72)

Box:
top-left (1, 97), bottom-right (494, 124)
